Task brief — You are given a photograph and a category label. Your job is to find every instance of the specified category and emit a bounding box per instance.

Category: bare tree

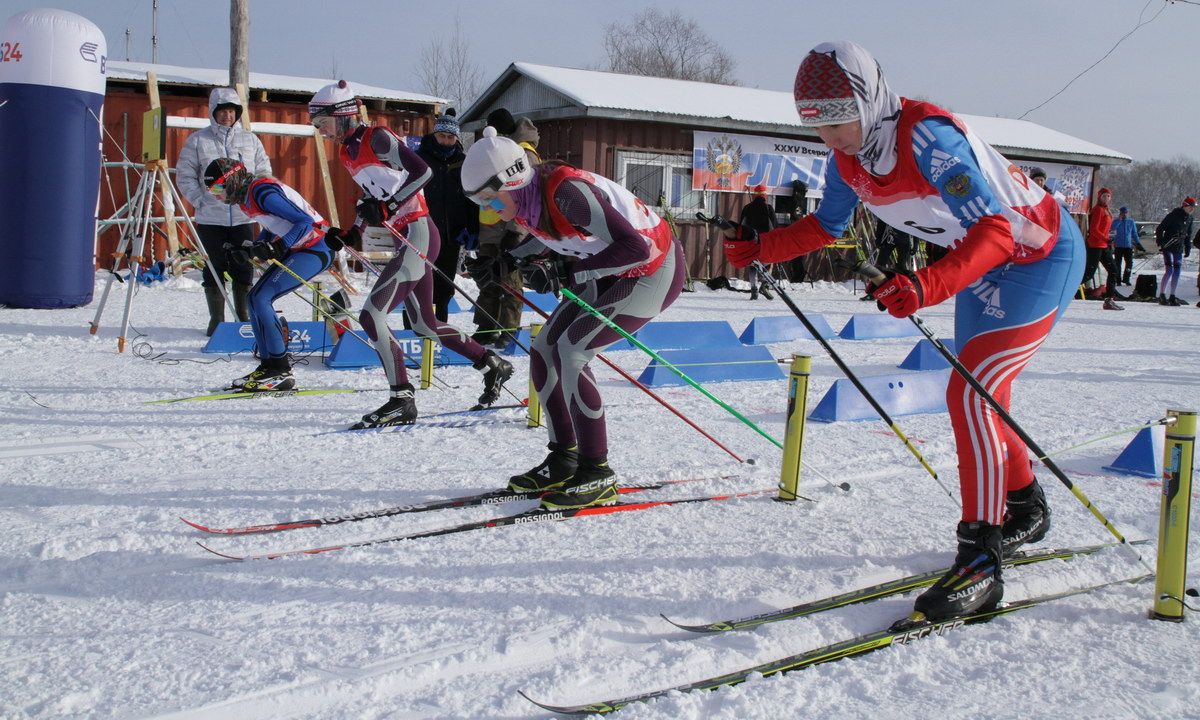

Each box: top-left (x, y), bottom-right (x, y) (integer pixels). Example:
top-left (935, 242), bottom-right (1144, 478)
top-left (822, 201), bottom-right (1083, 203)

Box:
top-left (602, 8), bottom-right (737, 85)
top-left (414, 14), bottom-right (484, 111)
top-left (1100, 156), bottom-right (1200, 220)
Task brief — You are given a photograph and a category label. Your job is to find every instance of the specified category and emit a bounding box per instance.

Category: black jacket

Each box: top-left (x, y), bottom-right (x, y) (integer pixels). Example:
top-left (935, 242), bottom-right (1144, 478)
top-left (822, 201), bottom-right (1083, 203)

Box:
top-left (1156, 207), bottom-right (1194, 254)
top-left (416, 134), bottom-right (479, 242)
top-left (739, 197), bottom-right (777, 234)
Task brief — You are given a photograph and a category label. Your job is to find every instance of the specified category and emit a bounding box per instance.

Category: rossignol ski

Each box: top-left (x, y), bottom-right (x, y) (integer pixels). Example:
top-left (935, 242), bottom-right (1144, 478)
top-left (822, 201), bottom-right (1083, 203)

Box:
top-left (197, 487), bottom-right (771, 561)
top-left (521, 571), bottom-right (1153, 715)
top-left (146, 388), bottom-right (359, 404)
top-left (662, 539), bottom-right (1149, 634)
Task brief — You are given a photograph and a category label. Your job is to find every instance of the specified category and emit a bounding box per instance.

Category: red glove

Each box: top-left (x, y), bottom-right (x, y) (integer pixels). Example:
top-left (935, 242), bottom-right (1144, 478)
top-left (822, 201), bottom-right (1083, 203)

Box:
top-left (722, 226), bottom-right (760, 268)
top-left (870, 271), bottom-right (925, 318)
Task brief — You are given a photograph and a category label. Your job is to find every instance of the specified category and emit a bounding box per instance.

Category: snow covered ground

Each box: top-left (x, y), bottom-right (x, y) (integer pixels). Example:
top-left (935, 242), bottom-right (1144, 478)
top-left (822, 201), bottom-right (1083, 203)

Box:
top-left (2, 263), bottom-right (1198, 719)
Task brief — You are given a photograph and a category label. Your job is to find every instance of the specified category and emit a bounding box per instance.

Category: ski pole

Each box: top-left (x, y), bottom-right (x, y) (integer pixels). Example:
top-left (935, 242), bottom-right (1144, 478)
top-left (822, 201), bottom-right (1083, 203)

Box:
top-left (498, 280), bottom-right (746, 464)
top-left (698, 213), bottom-right (952, 499)
top-left (853, 261), bottom-right (1149, 563)
top-left (559, 286), bottom-right (784, 451)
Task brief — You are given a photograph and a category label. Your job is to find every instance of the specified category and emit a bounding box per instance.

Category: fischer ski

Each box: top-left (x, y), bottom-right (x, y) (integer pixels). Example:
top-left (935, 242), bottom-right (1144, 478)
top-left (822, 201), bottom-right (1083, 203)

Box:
top-left (146, 388), bottom-right (360, 404)
top-left (181, 477), bottom-right (716, 536)
top-left (338, 403), bottom-right (528, 433)
top-left (521, 571), bottom-right (1154, 715)
top-left (197, 487), bottom-right (771, 560)
top-left (662, 539), bottom-right (1150, 634)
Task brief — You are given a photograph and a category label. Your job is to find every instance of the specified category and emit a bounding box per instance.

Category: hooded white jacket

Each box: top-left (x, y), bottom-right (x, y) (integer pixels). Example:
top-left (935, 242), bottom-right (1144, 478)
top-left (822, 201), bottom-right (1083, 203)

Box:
top-left (176, 87), bottom-right (272, 227)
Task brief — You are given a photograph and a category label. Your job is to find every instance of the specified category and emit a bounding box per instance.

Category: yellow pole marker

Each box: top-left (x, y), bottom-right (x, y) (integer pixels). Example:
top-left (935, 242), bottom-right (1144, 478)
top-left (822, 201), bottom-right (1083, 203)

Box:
top-left (527, 323), bottom-right (543, 429)
top-left (1151, 410), bottom-right (1196, 621)
top-left (778, 355), bottom-right (812, 501)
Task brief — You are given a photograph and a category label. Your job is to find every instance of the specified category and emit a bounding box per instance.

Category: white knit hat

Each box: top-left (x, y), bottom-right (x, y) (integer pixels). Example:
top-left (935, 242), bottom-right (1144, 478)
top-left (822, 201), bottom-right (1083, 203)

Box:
top-left (308, 79), bottom-right (359, 117)
top-left (461, 126), bottom-right (532, 194)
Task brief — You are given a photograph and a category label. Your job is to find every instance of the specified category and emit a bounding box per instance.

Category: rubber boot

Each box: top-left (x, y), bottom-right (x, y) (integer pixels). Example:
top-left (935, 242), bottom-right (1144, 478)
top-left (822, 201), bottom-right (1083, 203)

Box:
top-left (204, 286), bottom-right (225, 337)
top-left (232, 282), bottom-right (251, 322)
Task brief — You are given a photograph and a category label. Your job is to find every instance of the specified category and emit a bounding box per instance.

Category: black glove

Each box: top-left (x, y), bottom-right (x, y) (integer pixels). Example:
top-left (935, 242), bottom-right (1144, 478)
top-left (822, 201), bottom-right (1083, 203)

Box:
top-left (250, 238), bottom-right (287, 261)
top-left (521, 257), bottom-right (569, 295)
top-left (356, 197), bottom-right (386, 226)
top-left (323, 225), bottom-right (360, 252)
top-left (223, 240), bottom-right (251, 267)
top-left (465, 253), bottom-right (508, 289)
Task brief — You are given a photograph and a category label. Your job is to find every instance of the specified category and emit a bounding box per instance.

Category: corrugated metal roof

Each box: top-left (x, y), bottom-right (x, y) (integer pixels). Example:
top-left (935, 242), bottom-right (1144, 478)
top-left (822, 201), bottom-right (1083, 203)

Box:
top-left (471, 62), bottom-right (1129, 164)
top-left (106, 60), bottom-right (446, 106)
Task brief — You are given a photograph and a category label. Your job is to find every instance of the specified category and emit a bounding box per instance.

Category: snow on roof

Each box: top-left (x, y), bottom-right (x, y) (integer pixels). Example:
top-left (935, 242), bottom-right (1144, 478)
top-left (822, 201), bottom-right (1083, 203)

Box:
top-left (106, 60), bottom-right (446, 106)
top-left (505, 62), bottom-right (1130, 163)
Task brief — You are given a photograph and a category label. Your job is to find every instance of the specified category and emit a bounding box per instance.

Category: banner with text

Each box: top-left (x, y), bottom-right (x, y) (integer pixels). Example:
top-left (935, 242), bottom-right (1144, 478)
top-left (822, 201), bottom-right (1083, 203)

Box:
top-left (692, 131), bottom-right (828, 195)
top-left (1012, 160), bottom-right (1094, 214)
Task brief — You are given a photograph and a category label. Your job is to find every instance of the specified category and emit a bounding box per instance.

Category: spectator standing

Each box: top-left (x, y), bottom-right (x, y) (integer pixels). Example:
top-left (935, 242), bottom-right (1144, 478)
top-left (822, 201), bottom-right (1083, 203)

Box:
top-left (467, 108), bottom-right (541, 348)
top-left (1155, 196), bottom-right (1195, 306)
top-left (1083, 187), bottom-right (1121, 309)
top-left (416, 109), bottom-right (479, 322)
top-left (176, 87), bottom-right (272, 335)
top-left (738, 184), bottom-right (777, 299)
top-left (1110, 206), bottom-right (1138, 285)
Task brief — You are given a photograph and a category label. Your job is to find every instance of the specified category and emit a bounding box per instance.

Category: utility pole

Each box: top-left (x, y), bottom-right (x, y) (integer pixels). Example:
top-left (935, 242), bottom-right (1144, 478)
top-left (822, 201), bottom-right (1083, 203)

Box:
top-left (151, 0), bottom-right (158, 63)
top-left (230, 0), bottom-right (250, 92)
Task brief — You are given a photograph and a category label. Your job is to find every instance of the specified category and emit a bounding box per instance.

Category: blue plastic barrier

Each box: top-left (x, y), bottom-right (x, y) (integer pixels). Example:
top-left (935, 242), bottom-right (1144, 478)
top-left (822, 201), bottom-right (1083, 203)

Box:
top-left (838, 313), bottom-right (923, 340)
top-left (203, 321), bottom-right (332, 354)
top-left (808, 369), bottom-right (950, 422)
top-left (325, 329), bottom-right (473, 369)
top-left (1102, 423), bottom-right (1164, 479)
top-left (739, 314), bottom-right (836, 344)
top-left (608, 320), bottom-right (741, 352)
top-left (898, 338), bottom-right (958, 370)
top-left (636, 345), bottom-right (784, 387)
top-left (525, 292), bottom-right (559, 313)
top-left (498, 328), bottom-right (532, 357)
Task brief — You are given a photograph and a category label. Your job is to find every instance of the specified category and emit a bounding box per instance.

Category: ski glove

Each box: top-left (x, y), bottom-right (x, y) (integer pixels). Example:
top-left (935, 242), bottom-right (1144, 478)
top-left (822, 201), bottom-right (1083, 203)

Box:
top-left (465, 253), bottom-right (508, 289)
top-left (323, 225), bottom-right (360, 252)
top-left (453, 228), bottom-right (480, 251)
top-left (251, 238), bottom-right (288, 261)
top-left (869, 270), bottom-right (925, 318)
top-left (356, 197), bottom-right (389, 226)
top-left (722, 224), bottom-right (761, 269)
top-left (521, 257), bottom-right (569, 295)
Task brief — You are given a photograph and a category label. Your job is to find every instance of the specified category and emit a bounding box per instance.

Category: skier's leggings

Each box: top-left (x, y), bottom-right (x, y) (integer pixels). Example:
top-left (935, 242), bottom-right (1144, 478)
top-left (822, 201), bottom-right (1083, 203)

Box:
top-left (949, 205), bottom-right (1084, 526)
top-left (358, 217), bottom-right (486, 388)
top-left (248, 239), bottom-right (333, 359)
top-left (530, 241), bottom-right (684, 461)
top-left (1161, 250), bottom-right (1182, 296)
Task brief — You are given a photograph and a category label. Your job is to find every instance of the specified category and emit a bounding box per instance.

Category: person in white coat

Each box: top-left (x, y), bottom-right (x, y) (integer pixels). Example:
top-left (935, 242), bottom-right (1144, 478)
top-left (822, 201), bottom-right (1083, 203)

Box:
top-left (176, 87), bottom-right (273, 335)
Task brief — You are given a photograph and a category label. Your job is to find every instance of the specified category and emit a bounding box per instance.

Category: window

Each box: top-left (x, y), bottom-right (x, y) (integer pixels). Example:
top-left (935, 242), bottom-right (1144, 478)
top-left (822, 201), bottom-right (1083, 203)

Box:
top-left (614, 150), bottom-right (715, 219)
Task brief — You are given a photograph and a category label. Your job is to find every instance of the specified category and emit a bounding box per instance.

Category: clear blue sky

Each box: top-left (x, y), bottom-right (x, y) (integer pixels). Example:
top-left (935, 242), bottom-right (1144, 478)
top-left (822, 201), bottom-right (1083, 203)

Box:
top-left (13, 0), bottom-right (1195, 162)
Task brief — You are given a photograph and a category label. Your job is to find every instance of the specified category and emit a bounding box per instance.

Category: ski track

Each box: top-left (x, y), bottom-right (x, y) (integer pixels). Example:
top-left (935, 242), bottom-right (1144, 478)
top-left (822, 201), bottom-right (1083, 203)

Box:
top-left (1, 271), bottom-right (1198, 718)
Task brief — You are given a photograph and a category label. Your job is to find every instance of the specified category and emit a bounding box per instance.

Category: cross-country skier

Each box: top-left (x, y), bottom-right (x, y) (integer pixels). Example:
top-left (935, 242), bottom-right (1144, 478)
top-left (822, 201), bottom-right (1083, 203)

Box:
top-left (308, 81), bottom-right (513, 428)
top-left (721, 41), bottom-right (1084, 620)
top-left (460, 127), bottom-right (684, 510)
top-left (203, 158), bottom-right (335, 391)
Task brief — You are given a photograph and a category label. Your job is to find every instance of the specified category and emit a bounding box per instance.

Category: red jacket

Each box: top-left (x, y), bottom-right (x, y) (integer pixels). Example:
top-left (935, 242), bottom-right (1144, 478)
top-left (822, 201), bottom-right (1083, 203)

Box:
top-left (1087, 204), bottom-right (1112, 249)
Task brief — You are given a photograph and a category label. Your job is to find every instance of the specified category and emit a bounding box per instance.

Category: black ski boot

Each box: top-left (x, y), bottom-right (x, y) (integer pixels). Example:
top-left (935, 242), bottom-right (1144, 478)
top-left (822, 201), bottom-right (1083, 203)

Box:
top-left (234, 355), bottom-right (295, 392)
top-left (508, 442), bottom-right (578, 493)
top-left (355, 384), bottom-right (417, 428)
top-left (1169, 295), bottom-right (1184, 306)
top-left (759, 283), bottom-right (774, 300)
top-left (912, 521), bottom-right (1004, 621)
top-left (1001, 480), bottom-right (1051, 554)
top-left (539, 456), bottom-right (619, 510)
top-left (204, 286), bottom-right (224, 337)
top-left (474, 350), bottom-right (514, 409)
top-left (749, 285), bottom-right (759, 301)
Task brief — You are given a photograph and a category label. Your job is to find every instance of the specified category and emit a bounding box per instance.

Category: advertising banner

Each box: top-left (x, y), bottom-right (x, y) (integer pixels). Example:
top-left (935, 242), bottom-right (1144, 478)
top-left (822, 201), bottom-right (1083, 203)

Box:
top-left (692, 131), bottom-right (827, 195)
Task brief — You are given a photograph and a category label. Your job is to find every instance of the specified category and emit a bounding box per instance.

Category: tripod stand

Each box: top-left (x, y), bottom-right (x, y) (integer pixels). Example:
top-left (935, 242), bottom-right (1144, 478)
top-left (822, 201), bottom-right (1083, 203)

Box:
top-left (90, 160), bottom-right (228, 352)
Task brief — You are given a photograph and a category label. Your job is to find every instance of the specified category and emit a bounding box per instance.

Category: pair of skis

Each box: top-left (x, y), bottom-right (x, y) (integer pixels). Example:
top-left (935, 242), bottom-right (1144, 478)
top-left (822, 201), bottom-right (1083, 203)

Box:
top-left (521, 539), bottom-right (1151, 714)
top-left (185, 475), bottom-right (763, 561)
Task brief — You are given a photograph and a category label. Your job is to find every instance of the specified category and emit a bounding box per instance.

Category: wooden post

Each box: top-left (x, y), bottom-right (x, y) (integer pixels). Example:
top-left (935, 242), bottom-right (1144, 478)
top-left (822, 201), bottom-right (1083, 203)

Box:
top-left (145, 70), bottom-right (179, 255)
top-left (235, 82), bottom-right (251, 131)
top-left (230, 0), bottom-right (250, 102)
top-left (312, 128), bottom-right (340, 227)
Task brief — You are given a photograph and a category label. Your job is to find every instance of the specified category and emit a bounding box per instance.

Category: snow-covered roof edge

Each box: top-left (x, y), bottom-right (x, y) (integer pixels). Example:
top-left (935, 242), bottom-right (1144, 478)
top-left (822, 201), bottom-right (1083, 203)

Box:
top-left (463, 62), bottom-right (1130, 165)
top-left (107, 60), bottom-right (446, 106)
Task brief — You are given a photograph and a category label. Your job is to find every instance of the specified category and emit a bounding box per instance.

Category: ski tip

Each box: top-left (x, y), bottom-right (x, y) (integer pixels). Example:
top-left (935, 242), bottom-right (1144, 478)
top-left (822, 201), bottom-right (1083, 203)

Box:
top-left (517, 690), bottom-right (580, 714)
top-left (659, 613), bottom-right (708, 633)
top-left (179, 516), bottom-right (214, 533)
top-left (195, 541), bottom-right (244, 561)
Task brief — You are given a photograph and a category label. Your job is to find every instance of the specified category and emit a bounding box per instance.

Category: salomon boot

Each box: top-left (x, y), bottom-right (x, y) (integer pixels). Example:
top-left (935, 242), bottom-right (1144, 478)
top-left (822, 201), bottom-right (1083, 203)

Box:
top-left (539, 457), bottom-right (619, 510)
top-left (204, 285), bottom-right (225, 337)
top-left (356, 384), bottom-right (417, 428)
top-left (1001, 480), bottom-right (1051, 554)
top-left (912, 521), bottom-right (1004, 621)
top-left (474, 350), bottom-right (514, 409)
top-left (508, 442), bottom-right (579, 493)
top-left (235, 355), bottom-right (295, 392)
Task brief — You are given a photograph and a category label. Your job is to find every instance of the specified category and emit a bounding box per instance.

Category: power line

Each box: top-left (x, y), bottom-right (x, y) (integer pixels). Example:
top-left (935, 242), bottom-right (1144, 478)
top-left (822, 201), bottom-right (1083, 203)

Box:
top-left (1019, 0), bottom-right (1170, 119)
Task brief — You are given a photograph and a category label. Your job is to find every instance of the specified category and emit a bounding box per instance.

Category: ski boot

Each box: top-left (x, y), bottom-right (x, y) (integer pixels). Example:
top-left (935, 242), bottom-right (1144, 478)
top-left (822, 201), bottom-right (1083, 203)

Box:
top-left (539, 457), bottom-right (619, 510)
top-left (749, 285), bottom-right (759, 301)
top-left (354, 384), bottom-right (417, 429)
top-left (759, 283), bottom-right (774, 300)
top-left (911, 521), bottom-right (1004, 621)
top-left (508, 442), bottom-right (578, 493)
top-left (1158, 294), bottom-right (1169, 305)
top-left (1169, 295), bottom-right (1184, 306)
top-left (474, 350), bottom-right (514, 409)
top-left (1102, 297), bottom-right (1124, 311)
top-left (1001, 480), bottom-right (1051, 554)
top-left (234, 356), bottom-right (295, 392)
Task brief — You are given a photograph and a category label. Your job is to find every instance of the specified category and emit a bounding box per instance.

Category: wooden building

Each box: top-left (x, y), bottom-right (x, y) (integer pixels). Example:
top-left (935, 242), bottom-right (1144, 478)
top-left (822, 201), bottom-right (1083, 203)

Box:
top-left (98, 60), bottom-right (444, 264)
top-left (460, 62), bottom-right (1131, 281)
